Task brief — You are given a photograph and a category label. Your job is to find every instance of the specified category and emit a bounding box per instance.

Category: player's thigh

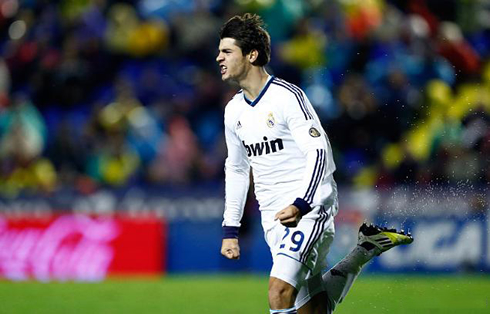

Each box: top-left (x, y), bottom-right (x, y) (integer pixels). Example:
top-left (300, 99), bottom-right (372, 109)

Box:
top-left (289, 208), bottom-right (335, 310)
top-left (268, 276), bottom-right (298, 308)
top-left (267, 206), bottom-right (334, 291)
top-left (274, 211), bottom-right (334, 272)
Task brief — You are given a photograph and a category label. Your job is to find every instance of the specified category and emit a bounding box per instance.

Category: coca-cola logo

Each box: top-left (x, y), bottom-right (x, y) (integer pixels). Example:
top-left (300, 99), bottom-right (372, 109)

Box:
top-left (0, 215), bottom-right (120, 281)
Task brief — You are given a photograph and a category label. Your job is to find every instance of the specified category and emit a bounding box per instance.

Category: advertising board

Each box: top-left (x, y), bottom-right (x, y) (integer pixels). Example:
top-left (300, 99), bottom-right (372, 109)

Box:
top-left (0, 214), bottom-right (165, 281)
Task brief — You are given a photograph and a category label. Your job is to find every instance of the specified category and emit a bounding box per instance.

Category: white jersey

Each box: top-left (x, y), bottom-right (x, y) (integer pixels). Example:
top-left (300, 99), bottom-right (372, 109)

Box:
top-left (223, 76), bottom-right (338, 230)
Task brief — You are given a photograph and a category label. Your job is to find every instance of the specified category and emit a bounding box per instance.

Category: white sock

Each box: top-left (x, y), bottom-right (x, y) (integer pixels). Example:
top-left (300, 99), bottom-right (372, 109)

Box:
top-left (270, 307), bottom-right (297, 313)
top-left (321, 245), bottom-right (377, 311)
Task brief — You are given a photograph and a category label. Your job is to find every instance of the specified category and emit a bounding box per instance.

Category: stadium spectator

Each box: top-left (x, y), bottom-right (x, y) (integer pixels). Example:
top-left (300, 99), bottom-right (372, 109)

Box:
top-left (0, 0), bottom-right (487, 196)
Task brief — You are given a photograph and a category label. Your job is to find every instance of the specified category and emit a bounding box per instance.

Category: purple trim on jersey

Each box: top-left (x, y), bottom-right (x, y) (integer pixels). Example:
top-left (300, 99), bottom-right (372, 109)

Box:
top-left (271, 79), bottom-right (313, 120)
top-left (304, 149), bottom-right (326, 203)
top-left (243, 94), bottom-right (251, 103)
top-left (300, 206), bottom-right (326, 263)
top-left (271, 80), bottom-right (308, 119)
top-left (277, 78), bottom-right (311, 117)
top-left (223, 226), bottom-right (239, 239)
top-left (300, 205), bottom-right (329, 263)
top-left (243, 76), bottom-right (275, 107)
top-left (293, 198), bottom-right (312, 216)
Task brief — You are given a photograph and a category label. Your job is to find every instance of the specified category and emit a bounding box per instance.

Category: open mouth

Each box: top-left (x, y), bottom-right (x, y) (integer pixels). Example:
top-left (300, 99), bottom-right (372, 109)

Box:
top-left (220, 65), bottom-right (227, 75)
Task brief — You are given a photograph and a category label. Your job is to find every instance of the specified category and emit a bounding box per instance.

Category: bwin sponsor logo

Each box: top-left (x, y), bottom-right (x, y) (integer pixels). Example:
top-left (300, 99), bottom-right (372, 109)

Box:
top-left (242, 137), bottom-right (284, 157)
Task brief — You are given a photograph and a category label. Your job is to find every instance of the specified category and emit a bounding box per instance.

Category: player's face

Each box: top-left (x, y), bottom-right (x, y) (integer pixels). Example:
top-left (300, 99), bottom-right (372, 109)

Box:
top-left (216, 38), bottom-right (249, 83)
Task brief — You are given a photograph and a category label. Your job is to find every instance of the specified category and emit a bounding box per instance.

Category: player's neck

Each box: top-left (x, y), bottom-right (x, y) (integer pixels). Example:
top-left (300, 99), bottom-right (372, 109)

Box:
top-left (239, 67), bottom-right (270, 102)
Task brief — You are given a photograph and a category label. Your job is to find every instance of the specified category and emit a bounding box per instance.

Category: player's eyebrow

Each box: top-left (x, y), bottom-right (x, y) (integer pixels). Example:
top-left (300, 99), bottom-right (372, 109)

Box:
top-left (219, 47), bottom-right (233, 53)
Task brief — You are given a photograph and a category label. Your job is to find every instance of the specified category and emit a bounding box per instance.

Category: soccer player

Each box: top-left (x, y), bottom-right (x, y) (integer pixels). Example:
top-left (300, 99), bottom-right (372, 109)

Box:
top-left (218, 14), bottom-right (413, 314)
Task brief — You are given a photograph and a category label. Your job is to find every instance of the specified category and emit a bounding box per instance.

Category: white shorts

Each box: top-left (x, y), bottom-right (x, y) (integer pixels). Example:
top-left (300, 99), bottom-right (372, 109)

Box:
top-left (264, 204), bottom-right (336, 309)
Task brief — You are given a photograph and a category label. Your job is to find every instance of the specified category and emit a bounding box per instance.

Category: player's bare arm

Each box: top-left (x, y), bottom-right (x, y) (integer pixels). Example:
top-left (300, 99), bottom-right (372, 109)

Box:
top-left (275, 205), bottom-right (301, 227)
top-left (221, 238), bottom-right (240, 259)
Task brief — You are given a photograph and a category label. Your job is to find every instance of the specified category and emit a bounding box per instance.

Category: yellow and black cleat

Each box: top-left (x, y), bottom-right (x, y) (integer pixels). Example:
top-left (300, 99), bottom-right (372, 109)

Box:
top-left (358, 223), bottom-right (414, 255)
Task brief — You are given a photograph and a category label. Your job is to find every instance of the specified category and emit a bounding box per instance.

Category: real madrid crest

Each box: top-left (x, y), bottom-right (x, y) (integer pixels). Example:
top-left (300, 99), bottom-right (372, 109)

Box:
top-left (309, 127), bottom-right (321, 137)
top-left (266, 112), bottom-right (275, 128)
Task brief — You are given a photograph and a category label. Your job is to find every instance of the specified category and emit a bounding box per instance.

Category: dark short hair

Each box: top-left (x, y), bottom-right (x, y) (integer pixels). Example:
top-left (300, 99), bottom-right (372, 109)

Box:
top-left (219, 13), bottom-right (271, 67)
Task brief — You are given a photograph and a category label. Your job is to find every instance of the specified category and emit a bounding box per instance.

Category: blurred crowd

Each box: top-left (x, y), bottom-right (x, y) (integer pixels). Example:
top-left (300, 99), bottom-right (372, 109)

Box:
top-left (0, 0), bottom-right (489, 198)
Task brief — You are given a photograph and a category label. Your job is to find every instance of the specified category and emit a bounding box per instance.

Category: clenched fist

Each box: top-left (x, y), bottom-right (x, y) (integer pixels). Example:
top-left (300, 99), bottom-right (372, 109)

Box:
top-left (221, 238), bottom-right (240, 259)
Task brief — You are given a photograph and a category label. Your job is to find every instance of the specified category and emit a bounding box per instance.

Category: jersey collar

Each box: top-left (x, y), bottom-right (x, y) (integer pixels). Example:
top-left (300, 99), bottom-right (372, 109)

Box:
top-left (243, 75), bottom-right (274, 107)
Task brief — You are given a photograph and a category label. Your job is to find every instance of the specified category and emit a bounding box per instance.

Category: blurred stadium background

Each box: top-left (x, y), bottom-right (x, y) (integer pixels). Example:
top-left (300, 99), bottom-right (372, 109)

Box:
top-left (0, 0), bottom-right (489, 313)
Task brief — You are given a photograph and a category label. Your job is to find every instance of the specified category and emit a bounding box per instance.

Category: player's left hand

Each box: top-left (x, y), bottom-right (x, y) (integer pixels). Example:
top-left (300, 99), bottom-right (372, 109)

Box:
top-left (221, 238), bottom-right (240, 260)
top-left (275, 205), bottom-right (301, 227)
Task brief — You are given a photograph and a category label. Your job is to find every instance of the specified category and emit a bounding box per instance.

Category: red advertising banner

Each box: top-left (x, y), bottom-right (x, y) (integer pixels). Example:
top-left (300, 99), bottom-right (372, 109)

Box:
top-left (0, 214), bottom-right (166, 281)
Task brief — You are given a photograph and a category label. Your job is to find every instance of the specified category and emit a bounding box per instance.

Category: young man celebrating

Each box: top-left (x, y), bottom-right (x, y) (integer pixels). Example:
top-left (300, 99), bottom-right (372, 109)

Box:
top-left (218, 14), bottom-right (413, 314)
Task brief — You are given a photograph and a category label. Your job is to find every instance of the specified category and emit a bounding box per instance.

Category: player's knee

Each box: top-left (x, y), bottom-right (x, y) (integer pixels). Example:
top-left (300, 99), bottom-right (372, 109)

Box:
top-left (268, 278), bottom-right (297, 308)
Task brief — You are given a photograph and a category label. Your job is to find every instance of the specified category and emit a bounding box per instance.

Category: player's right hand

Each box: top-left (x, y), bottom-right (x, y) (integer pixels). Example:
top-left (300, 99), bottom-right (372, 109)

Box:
top-left (275, 205), bottom-right (301, 227)
top-left (221, 238), bottom-right (240, 259)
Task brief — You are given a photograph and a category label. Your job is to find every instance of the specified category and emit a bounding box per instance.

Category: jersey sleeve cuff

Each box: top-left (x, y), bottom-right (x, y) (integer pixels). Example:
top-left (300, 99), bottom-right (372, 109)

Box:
top-left (293, 198), bottom-right (312, 216)
top-left (223, 226), bottom-right (239, 239)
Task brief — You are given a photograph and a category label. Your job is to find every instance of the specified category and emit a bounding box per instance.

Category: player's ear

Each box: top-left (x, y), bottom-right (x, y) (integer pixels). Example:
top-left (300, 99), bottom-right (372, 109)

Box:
top-left (249, 49), bottom-right (258, 64)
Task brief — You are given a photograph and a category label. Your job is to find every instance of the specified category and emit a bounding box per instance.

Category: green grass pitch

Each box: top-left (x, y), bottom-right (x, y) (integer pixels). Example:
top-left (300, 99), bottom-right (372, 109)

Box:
top-left (0, 274), bottom-right (489, 313)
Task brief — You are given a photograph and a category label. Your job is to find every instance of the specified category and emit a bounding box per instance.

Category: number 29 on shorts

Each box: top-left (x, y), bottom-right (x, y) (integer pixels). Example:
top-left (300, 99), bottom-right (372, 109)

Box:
top-left (279, 227), bottom-right (305, 252)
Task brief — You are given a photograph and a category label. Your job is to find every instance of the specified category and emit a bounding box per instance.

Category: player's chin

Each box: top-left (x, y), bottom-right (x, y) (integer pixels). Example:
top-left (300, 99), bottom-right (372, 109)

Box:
top-left (222, 71), bottom-right (237, 82)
